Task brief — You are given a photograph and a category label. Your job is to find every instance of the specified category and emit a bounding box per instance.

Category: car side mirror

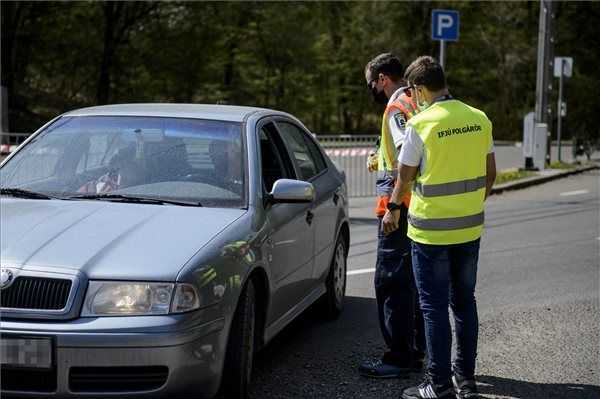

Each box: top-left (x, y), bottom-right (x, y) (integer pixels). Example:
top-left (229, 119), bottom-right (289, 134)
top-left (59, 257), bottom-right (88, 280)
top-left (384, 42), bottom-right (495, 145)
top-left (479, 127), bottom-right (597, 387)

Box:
top-left (269, 179), bottom-right (315, 204)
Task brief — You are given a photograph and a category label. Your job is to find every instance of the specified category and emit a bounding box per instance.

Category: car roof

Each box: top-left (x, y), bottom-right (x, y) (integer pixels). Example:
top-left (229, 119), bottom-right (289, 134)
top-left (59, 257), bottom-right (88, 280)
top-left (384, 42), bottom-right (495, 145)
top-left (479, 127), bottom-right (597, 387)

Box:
top-left (63, 103), bottom-right (285, 123)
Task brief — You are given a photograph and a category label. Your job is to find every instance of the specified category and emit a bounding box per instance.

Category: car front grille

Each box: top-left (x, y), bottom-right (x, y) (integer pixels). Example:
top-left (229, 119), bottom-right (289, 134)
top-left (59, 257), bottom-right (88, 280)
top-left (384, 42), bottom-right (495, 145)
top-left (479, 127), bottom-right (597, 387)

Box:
top-left (1, 276), bottom-right (72, 310)
top-left (69, 366), bottom-right (169, 393)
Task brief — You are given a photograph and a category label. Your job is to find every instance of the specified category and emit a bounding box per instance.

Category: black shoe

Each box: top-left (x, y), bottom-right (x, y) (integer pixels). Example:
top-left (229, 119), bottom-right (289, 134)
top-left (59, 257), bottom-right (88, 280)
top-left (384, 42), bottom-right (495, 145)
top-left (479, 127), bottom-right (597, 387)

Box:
top-left (452, 374), bottom-right (479, 398)
top-left (401, 375), bottom-right (454, 399)
top-left (358, 359), bottom-right (412, 379)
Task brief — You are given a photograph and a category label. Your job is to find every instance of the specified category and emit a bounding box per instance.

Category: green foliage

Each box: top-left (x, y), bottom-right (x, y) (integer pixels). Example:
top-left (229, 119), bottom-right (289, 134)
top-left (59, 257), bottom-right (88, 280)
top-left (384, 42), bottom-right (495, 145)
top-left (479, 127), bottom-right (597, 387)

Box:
top-left (2, 1), bottom-right (599, 142)
top-left (495, 169), bottom-right (536, 185)
top-left (548, 161), bottom-right (576, 170)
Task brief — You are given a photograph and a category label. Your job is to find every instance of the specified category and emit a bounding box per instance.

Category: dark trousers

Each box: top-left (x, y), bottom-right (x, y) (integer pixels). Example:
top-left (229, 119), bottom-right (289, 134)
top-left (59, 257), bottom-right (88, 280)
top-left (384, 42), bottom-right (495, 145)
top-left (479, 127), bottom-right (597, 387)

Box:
top-left (375, 205), bottom-right (425, 365)
top-left (411, 238), bottom-right (480, 384)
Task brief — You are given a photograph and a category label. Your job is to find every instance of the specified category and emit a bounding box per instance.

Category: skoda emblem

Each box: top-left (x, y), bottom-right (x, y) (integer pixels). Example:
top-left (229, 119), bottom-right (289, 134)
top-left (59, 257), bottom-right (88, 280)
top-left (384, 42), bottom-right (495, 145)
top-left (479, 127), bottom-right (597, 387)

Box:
top-left (0, 269), bottom-right (14, 289)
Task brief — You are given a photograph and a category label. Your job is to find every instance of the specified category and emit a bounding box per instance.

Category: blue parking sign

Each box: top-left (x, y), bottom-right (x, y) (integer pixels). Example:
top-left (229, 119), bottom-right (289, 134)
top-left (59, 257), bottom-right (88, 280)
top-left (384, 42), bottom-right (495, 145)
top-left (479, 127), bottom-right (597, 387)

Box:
top-left (432, 9), bottom-right (459, 41)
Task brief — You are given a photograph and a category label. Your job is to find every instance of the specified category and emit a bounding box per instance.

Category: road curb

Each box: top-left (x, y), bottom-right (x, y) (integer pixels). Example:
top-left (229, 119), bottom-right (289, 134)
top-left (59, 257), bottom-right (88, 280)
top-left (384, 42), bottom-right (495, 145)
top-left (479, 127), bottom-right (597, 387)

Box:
top-left (490, 164), bottom-right (599, 195)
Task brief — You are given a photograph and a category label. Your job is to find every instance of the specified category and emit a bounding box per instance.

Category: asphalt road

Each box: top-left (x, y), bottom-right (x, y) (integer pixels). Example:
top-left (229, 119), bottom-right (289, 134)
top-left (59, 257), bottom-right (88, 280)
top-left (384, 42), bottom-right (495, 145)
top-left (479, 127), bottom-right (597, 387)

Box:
top-left (250, 170), bottom-right (600, 399)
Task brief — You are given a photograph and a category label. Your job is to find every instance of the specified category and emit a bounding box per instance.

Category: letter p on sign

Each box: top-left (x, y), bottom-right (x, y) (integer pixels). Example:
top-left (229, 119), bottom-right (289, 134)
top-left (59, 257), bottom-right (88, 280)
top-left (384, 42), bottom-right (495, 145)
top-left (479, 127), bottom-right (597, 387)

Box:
top-left (438, 15), bottom-right (453, 36)
top-left (432, 10), bottom-right (459, 42)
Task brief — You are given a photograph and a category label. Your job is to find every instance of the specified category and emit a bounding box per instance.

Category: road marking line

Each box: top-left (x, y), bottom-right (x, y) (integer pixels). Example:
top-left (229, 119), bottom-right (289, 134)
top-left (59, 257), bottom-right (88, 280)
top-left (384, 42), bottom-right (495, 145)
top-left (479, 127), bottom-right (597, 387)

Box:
top-left (347, 268), bottom-right (376, 276)
top-left (560, 189), bottom-right (589, 196)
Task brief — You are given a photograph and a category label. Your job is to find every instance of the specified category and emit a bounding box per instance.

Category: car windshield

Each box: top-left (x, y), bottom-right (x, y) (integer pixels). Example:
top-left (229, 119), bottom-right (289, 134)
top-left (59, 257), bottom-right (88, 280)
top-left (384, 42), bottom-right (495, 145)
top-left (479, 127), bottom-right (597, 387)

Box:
top-left (0, 116), bottom-right (246, 208)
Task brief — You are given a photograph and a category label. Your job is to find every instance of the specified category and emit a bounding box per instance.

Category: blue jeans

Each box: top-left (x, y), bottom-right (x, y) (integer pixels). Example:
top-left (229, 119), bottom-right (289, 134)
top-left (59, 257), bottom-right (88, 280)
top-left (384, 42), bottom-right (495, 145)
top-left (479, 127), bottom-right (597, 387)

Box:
top-left (411, 238), bottom-right (480, 384)
top-left (375, 205), bottom-right (425, 365)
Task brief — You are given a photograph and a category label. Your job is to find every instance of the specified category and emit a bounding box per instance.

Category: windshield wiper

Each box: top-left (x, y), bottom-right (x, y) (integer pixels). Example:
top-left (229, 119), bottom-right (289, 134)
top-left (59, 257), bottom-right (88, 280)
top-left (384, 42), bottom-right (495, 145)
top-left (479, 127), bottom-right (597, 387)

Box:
top-left (66, 193), bottom-right (202, 207)
top-left (0, 187), bottom-right (58, 200)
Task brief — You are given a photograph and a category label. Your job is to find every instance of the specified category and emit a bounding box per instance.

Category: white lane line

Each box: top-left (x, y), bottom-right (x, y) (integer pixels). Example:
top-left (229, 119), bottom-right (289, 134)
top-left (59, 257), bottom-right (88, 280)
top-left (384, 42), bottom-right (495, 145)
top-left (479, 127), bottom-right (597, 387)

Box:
top-left (347, 268), bottom-right (375, 276)
top-left (560, 189), bottom-right (589, 196)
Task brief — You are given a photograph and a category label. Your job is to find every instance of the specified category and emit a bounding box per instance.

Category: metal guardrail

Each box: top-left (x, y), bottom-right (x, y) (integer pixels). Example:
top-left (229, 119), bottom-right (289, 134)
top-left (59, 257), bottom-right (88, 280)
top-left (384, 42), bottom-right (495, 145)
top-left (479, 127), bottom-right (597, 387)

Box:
top-left (0, 132), bottom-right (30, 155)
top-left (317, 135), bottom-right (378, 197)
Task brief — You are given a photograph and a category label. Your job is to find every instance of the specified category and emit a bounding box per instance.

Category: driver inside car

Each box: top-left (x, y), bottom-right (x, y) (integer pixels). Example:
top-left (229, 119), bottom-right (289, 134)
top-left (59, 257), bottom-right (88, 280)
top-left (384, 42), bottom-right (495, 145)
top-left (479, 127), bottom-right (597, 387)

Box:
top-left (77, 146), bottom-right (142, 194)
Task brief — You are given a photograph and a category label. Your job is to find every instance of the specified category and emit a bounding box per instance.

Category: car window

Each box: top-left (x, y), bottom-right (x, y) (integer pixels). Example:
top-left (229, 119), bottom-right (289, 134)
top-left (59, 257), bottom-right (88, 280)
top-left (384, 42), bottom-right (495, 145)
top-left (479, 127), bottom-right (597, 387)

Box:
top-left (259, 122), bottom-right (295, 192)
top-left (3, 132), bottom-right (66, 184)
top-left (0, 116), bottom-right (246, 208)
top-left (276, 121), bottom-right (326, 181)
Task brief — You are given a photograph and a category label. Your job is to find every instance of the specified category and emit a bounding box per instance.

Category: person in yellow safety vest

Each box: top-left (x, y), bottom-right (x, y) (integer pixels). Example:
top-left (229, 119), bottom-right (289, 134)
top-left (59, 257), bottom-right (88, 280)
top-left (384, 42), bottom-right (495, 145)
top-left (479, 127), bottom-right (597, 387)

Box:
top-left (358, 53), bottom-right (426, 379)
top-left (382, 56), bottom-right (497, 399)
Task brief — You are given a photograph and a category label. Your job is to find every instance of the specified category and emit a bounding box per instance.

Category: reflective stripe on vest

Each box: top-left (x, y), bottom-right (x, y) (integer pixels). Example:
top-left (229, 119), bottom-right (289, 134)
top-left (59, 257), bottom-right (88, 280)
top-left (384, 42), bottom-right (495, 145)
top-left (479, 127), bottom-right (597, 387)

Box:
top-left (414, 176), bottom-right (487, 197)
top-left (408, 211), bottom-right (484, 231)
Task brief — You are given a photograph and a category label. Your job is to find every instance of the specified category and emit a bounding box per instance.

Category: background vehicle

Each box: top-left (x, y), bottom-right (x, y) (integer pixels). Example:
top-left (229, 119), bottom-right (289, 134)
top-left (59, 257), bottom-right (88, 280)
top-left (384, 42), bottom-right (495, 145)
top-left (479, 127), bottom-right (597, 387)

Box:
top-left (0, 104), bottom-right (350, 398)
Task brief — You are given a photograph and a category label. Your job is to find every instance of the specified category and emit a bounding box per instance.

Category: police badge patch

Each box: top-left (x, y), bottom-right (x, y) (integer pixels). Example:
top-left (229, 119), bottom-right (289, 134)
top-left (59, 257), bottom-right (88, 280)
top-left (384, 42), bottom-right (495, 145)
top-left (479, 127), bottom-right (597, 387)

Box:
top-left (394, 113), bottom-right (406, 130)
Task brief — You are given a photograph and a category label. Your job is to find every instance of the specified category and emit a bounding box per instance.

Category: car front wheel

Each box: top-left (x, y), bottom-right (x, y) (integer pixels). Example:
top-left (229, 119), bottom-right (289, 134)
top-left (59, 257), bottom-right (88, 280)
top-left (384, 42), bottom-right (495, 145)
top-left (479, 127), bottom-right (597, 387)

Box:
top-left (319, 235), bottom-right (347, 319)
top-left (221, 280), bottom-right (256, 399)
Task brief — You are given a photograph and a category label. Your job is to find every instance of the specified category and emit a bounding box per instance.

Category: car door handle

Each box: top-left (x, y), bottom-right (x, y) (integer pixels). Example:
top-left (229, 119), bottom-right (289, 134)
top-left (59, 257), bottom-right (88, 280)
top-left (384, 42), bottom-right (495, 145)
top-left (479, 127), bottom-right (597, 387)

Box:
top-left (305, 210), bottom-right (314, 225)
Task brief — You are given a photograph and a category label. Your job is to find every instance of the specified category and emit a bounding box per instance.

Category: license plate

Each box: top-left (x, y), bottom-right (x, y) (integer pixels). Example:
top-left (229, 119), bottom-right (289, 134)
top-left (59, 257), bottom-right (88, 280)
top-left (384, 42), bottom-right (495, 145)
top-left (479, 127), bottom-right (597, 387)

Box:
top-left (0, 337), bottom-right (53, 369)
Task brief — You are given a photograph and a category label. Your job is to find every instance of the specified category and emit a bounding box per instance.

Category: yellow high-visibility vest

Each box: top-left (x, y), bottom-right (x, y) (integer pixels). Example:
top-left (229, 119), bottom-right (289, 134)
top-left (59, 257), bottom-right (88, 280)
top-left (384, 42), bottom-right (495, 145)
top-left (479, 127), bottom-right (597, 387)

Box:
top-left (406, 99), bottom-right (493, 245)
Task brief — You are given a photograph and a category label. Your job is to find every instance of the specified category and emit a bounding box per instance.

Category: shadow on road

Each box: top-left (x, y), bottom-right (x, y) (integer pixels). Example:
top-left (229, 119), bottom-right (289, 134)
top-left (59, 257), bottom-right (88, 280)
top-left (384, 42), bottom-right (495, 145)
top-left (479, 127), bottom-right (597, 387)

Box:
top-left (249, 296), bottom-right (600, 399)
top-left (349, 217), bottom-right (379, 226)
top-left (250, 296), bottom-right (416, 398)
top-left (477, 375), bottom-right (600, 399)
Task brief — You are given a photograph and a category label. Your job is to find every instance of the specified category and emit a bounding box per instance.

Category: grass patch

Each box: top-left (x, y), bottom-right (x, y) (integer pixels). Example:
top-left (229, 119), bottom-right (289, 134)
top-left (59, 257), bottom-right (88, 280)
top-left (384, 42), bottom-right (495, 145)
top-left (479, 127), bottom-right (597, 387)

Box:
top-left (494, 169), bottom-right (537, 185)
top-left (549, 161), bottom-right (577, 169)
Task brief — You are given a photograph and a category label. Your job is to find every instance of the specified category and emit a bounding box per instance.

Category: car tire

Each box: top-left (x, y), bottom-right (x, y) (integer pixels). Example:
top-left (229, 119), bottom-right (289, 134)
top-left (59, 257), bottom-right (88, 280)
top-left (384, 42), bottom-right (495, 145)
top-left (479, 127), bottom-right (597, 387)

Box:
top-left (319, 235), bottom-right (347, 319)
top-left (221, 280), bottom-right (256, 399)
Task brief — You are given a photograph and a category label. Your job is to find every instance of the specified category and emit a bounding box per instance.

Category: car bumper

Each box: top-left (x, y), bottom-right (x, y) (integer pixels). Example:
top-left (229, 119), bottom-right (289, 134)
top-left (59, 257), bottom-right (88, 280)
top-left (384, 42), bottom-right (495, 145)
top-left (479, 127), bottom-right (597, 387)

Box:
top-left (0, 314), bottom-right (227, 398)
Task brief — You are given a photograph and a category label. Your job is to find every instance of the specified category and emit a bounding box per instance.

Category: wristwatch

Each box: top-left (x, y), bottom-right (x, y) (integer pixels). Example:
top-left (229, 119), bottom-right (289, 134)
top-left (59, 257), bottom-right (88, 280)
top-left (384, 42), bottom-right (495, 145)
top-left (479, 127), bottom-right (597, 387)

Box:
top-left (386, 201), bottom-right (402, 212)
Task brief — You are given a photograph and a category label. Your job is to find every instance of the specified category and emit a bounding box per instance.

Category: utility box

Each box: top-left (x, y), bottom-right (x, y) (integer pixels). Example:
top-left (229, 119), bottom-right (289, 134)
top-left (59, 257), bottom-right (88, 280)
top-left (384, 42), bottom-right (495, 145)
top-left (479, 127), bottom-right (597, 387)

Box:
top-left (523, 112), bottom-right (535, 169)
top-left (533, 123), bottom-right (548, 170)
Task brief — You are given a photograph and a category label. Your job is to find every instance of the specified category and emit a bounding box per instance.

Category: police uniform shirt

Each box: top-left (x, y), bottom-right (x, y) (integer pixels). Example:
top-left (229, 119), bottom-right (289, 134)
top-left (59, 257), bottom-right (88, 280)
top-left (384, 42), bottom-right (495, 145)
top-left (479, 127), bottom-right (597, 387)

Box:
top-left (387, 87), bottom-right (410, 149)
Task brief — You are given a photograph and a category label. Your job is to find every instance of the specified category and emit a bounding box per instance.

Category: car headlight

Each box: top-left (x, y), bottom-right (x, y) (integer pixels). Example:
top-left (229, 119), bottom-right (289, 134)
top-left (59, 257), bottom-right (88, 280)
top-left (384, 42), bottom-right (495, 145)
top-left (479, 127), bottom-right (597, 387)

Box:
top-left (82, 281), bottom-right (201, 316)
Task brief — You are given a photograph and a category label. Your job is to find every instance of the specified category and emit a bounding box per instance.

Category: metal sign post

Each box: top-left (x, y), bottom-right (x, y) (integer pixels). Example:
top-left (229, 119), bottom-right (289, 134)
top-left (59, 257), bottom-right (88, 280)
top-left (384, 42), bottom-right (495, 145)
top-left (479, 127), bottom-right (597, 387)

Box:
top-left (554, 56), bottom-right (573, 163)
top-left (431, 10), bottom-right (459, 69)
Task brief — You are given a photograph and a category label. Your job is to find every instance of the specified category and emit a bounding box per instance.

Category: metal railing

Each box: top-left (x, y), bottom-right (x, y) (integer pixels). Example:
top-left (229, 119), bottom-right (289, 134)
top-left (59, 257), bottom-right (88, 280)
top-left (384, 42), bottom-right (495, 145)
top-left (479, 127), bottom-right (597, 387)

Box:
top-left (317, 135), bottom-right (379, 197)
top-left (0, 132), bottom-right (30, 155)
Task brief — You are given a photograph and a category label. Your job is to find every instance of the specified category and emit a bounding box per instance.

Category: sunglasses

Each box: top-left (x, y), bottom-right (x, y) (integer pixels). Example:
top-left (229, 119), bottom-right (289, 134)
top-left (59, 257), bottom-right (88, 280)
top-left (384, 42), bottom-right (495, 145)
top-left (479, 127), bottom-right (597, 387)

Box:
top-left (367, 78), bottom-right (378, 90)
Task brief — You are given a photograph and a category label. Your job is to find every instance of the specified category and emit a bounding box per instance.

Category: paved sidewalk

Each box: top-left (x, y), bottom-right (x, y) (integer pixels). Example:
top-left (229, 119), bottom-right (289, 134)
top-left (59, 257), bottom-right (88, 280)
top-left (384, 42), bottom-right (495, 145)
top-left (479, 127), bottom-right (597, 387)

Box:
top-left (348, 163), bottom-right (599, 220)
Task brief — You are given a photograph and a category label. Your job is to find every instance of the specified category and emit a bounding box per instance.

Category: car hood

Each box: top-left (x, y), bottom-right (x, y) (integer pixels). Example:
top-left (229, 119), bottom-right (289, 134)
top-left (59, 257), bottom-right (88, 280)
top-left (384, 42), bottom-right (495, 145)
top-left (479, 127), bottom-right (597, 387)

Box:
top-left (0, 198), bottom-right (245, 281)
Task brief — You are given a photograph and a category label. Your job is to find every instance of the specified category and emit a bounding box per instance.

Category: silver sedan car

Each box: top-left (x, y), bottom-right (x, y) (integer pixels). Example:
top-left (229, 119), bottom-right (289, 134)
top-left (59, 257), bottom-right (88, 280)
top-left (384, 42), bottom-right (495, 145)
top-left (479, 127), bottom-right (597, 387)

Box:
top-left (0, 104), bottom-right (349, 398)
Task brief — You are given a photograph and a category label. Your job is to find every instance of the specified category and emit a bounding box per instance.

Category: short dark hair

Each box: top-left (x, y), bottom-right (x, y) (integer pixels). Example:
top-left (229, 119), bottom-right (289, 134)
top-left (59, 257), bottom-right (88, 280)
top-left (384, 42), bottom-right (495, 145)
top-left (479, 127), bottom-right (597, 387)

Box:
top-left (365, 53), bottom-right (404, 82)
top-left (404, 56), bottom-right (446, 91)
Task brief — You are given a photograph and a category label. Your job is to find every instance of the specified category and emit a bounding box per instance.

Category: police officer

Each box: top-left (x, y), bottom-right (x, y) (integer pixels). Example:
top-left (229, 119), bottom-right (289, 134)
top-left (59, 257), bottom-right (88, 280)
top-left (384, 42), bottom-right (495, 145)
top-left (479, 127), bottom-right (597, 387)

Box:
top-left (359, 53), bottom-right (426, 379)
top-left (382, 56), bottom-right (496, 399)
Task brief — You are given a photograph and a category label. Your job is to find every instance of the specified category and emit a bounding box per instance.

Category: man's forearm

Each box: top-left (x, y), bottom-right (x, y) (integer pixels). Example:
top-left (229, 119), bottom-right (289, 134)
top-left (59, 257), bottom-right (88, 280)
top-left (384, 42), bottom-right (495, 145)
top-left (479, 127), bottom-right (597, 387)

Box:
top-left (485, 177), bottom-right (494, 199)
top-left (390, 174), bottom-right (411, 205)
